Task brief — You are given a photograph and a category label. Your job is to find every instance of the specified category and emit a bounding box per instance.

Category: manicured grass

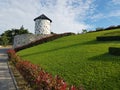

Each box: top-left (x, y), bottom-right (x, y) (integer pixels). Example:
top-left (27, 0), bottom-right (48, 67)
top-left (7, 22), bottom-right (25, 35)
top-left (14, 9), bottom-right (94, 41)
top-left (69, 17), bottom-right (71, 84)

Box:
top-left (102, 29), bottom-right (120, 36)
top-left (17, 29), bottom-right (120, 90)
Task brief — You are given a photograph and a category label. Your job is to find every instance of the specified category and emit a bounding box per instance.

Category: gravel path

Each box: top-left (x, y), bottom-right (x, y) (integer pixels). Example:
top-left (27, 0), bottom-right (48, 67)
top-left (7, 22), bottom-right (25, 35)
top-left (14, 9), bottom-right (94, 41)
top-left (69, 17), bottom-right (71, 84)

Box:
top-left (0, 48), bottom-right (17, 90)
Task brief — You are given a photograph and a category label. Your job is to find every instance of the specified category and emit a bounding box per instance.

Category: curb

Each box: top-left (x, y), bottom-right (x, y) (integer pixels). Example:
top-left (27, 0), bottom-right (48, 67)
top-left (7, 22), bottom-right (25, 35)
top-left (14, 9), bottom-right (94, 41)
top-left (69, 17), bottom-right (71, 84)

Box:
top-left (7, 61), bottom-right (19, 90)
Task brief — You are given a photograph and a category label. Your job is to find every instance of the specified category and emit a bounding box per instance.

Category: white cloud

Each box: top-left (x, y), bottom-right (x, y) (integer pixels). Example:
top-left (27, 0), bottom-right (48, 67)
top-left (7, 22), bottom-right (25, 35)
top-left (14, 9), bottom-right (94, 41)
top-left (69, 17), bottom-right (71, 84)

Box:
top-left (0, 0), bottom-right (40, 34)
top-left (111, 0), bottom-right (120, 5)
top-left (42, 0), bottom-right (95, 33)
top-left (89, 13), bottom-right (104, 21)
top-left (106, 0), bottom-right (120, 18)
top-left (0, 0), bottom-right (95, 34)
top-left (89, 0), bottom-right (120, 23)
top-left (109, 10), bottom-right (120, 17)
top-left (108, 0), bottom-right (120, 17)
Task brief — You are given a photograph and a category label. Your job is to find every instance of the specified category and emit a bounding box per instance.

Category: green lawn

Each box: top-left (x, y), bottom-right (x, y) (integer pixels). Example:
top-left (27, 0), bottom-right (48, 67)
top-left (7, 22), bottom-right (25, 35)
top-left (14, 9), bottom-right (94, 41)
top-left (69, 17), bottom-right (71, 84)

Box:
top-left (17, 29), bottom-right (120, 90)
top-left (102, 29), bottom-right (120, 36)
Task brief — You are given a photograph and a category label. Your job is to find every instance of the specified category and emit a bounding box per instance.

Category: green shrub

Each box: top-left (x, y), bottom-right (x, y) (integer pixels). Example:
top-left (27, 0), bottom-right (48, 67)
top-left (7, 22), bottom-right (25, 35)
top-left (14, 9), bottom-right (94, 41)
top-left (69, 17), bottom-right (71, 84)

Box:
top-left (1, 34), bottom-right (9, 46)
top-left (96, 36), bottom-right (120, 41)
top-left (109, 47), bottom-right (120, 56)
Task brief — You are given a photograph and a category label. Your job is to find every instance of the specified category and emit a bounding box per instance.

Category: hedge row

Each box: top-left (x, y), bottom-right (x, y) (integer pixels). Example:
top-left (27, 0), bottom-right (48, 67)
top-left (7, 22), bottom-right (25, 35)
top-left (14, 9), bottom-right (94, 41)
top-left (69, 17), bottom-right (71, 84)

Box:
top-left (95, 25), bottom-right (120, 31)
top-left (7, 49), bottom-right (84, 90)
top-left (104, 25), bottom-right (120, 30)
top-left (88, 25), bottom-right (120, 33)
top-left (96, 36), bottom-right (120, 41)
top-left (14, 32), bottom-right (75, 52)
top-left (109, 47), bottom-right (120, 56)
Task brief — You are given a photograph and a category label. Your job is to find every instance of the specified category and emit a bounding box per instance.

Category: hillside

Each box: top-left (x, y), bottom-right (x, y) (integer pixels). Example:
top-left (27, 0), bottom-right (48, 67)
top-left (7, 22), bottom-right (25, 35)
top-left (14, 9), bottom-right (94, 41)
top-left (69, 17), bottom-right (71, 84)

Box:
top-left (101, 30), bottom-right (120, 36)
top-left (17, 29), bottom-right (120, 90)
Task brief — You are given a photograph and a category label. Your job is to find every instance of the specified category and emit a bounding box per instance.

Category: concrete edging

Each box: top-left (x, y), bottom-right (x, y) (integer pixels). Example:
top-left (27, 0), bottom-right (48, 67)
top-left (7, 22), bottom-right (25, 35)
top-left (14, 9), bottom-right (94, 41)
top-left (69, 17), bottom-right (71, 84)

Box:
top-left (7, 61), bottom-right (19, 90)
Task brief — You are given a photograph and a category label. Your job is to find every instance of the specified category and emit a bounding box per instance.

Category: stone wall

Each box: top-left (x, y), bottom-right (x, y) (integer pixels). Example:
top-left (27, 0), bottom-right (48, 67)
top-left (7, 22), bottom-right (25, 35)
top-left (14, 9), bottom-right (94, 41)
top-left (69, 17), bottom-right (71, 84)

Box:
top-left (13, 34), bottom-right (52, 48)
top-left (35, 19), bottom-right (51, 34)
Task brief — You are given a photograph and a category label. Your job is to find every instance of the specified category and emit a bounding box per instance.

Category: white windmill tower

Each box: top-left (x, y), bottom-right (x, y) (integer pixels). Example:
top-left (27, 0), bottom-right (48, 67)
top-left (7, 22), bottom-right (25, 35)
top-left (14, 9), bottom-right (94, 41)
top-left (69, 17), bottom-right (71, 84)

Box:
top-left (34, 14), bottom-right (52, 35)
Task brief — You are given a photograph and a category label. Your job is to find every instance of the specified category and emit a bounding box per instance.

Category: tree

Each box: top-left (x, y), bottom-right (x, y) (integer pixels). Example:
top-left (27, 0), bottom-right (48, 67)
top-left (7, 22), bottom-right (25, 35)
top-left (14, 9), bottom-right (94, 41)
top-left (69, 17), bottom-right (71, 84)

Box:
top-left (82, 29), bottom-right (87, 33)
top-left (96, 27), bottom-right (104, 31)
top-left (17, 25), bottom-right (29, 34)
top-left (1, 34), bottom-right (9, 46)
top-left (0, 25), bottom-right (30, 45)
top-left (51, 32), bottom-right (56, 34)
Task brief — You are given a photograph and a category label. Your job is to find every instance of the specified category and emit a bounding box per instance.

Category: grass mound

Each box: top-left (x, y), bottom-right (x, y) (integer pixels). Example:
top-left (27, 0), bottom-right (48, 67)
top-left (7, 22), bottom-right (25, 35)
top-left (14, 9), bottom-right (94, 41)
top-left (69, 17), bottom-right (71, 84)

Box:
top-left (103, 29), bottom-right (120, 36)
top-left (96, 29), bottom-right (120, 41)
top-left (17, 29), bottom-right (120, 90)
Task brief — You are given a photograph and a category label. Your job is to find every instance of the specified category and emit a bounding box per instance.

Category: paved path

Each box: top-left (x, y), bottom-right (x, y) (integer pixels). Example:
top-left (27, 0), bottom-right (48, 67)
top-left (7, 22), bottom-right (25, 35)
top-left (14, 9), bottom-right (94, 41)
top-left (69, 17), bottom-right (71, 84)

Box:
top-left (0, 48), bottom-right (16, 90)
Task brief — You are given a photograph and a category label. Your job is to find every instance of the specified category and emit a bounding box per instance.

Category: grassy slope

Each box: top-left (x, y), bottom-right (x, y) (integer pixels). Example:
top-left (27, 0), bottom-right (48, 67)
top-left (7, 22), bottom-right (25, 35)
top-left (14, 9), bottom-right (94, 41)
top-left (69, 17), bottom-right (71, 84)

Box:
top-left (18, 29), bottom-right (120, 90)
top-left (102, 30), bottom-right (120, 36)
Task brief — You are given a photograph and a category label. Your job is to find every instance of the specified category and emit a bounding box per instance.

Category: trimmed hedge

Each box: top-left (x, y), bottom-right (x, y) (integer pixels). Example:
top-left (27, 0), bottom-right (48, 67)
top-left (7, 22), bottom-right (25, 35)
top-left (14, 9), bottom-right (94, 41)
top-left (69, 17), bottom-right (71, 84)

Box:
top-left (88, 25), bottom-right (120, 33)
top-left (104, 25), bottom-right (120, 30)
top-left (14, 32), bottom-right (75, 52)
top-left (109, 47), bottom-right (120, 56)
top-left (96, 36), bottom-right (120, 41)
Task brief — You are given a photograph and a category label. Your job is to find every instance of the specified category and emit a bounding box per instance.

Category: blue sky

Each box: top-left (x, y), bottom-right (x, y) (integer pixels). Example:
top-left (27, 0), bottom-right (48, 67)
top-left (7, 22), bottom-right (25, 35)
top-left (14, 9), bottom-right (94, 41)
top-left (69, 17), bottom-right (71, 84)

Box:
top-left (0, 0), bottom-right (120, 34)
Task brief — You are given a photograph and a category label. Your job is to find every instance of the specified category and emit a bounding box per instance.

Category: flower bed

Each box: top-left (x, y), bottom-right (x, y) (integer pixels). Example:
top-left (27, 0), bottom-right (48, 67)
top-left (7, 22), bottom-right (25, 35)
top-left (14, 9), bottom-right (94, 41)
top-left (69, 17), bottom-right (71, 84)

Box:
top-left (7, 49), bottom-right (83, 90)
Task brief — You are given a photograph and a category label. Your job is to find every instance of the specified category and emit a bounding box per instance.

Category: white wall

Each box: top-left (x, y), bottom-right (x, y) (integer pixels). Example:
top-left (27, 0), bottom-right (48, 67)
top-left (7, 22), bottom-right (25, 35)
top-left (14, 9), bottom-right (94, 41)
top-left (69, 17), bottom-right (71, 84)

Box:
top-left (35, 19), bottom-right (51, 34)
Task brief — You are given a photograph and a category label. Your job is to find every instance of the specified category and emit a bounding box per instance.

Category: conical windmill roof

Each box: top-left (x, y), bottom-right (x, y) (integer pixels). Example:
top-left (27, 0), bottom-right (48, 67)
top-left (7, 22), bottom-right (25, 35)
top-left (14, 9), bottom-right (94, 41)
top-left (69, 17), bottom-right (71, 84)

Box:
top-left (34, 14), bottom-right (52, 22)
